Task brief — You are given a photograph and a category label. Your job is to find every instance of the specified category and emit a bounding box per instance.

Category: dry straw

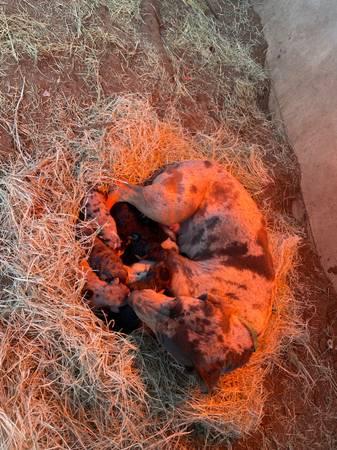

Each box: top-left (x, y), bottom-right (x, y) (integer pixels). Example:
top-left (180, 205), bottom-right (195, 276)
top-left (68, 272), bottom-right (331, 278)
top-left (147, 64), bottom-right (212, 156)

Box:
top-left (0, 97), bottom-right (303, 449)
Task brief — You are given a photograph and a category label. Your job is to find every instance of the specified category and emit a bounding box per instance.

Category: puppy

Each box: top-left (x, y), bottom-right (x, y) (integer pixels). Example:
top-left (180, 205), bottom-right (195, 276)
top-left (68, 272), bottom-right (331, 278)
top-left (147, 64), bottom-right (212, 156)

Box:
top-left (108, 160), bottom-right (275, 389)
top-left (81, 260), bottom-right (129, 312)
top-left (81, 259), bottom-right (140, 333)
top-left (80, 199), bottom-right (139, 331)
top-left (111, 202), bottom-right (168, 264)
top-left (80, 198), bottom-right (169, 332)
top-left (84, 190), bottom-right (121, 249)
top-left (88, 237), bottom-right (128, 283)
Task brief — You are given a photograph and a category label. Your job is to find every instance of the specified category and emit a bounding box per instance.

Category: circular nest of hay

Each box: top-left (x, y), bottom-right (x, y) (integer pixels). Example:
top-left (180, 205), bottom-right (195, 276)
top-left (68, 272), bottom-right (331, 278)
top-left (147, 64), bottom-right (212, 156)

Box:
top-left (0, 97), bottom-right (302, 449)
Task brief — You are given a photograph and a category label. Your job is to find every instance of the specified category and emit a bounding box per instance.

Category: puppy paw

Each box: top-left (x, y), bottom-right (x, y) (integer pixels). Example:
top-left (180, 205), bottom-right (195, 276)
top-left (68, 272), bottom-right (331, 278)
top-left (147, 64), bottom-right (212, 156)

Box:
top-left (100, 223), bottom-right (121, 250)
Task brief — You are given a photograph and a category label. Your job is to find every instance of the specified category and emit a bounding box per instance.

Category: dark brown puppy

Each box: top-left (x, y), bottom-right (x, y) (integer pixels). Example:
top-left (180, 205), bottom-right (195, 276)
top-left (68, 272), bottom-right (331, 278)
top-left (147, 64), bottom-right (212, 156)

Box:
top-left (111, 202), bottom-right (168, 264)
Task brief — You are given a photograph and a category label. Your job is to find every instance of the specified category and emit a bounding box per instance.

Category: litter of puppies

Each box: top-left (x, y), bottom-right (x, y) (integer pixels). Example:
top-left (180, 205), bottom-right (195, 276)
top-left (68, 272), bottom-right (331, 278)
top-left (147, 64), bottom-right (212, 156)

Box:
top-left (80, 159), bottom-right (275, 392)
top-left (0, 97), bottom-right (302, 445)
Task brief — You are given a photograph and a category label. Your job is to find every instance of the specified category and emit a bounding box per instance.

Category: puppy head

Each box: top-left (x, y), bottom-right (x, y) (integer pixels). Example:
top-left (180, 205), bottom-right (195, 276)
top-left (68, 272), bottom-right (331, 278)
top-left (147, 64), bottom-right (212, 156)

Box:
top-left (128, 291), bottom-right (255, 391)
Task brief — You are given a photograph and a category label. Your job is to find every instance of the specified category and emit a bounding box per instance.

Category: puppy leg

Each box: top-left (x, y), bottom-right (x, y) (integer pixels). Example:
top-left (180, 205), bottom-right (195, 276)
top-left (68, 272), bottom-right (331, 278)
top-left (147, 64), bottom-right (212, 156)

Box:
top-left (107, 176), bottom-right (205, 226)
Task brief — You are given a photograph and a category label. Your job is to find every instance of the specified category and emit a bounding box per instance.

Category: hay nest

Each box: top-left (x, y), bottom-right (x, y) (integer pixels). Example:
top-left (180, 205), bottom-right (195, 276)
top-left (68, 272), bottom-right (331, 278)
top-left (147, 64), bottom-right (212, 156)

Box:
top-left (0, 97), bottom-right (303, 449)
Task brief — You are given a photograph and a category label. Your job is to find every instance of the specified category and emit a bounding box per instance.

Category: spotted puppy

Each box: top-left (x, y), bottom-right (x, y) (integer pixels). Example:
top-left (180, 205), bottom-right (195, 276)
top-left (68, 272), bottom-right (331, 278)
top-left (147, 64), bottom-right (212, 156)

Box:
top-left (80, 194), bottom-right (169, 327)
top-left (88, 237), bottom-right (128, 283)
top-left (80, 192), bottom-right (129, 315)
top-left (84, 190), bottom-right (121, 249)
top-left (108, 160), bottom-right (275, 390)
top-left (81, 259), bottom-right (129, 312)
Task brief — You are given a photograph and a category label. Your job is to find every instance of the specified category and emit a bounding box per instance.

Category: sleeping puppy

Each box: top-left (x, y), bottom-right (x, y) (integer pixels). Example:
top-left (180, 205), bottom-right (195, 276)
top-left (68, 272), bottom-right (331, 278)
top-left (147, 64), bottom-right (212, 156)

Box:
top-left (79, 201), bottom-right (139, 331)
top-left (81, 259), bottom-right (140, 333)
top-left (108, 160), bottom-right (275, 389)
top-left (83, 190), bottom-right (121, 249)
top-left (80, 198), bottom-right (172, 331)
top-left (81, 259), bottom-right (129, 312)
top-left (88, 237), bottom-right (128, 283)
top-left (83, 194), bottom-right (169, 263)
top-left (111, 202), bottom-right (168, 264)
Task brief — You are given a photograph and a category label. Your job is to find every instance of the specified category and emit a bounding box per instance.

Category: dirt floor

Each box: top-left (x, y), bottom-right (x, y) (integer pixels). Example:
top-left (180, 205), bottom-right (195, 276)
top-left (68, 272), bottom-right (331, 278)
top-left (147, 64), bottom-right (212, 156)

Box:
top-left (234, 244), bottom-right (337, 449)
top-left (0, 0), bottom-right (336, 449)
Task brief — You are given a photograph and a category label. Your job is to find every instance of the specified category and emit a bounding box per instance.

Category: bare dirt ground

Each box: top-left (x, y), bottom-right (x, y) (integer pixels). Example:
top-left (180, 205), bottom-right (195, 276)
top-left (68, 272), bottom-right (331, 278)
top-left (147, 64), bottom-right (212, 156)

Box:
top-left (0, 0), bottom-right (336, 448)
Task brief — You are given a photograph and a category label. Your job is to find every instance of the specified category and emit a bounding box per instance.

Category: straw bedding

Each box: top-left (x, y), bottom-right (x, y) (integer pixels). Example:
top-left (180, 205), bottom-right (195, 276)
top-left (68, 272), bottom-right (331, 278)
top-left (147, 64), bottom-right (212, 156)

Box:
top-left (0, 97), bottom-right (303, 449)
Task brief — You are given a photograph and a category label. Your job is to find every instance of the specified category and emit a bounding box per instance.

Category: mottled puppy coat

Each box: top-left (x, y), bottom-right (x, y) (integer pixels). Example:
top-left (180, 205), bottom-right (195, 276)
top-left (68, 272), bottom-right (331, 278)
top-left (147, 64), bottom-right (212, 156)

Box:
top-left (88, 237), bottom-right (128, 284)
top-left (109, 160), bottom-right (275, 390)
top-left (81, 259), bottom-right (129, 312)
top-left (84, 190), bottom-right (121, 249)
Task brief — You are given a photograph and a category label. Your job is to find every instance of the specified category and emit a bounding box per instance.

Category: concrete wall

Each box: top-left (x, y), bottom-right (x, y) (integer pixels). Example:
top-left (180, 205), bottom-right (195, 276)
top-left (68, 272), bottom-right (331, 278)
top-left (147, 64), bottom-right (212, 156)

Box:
top-left (253, 0), bottom-right (337, 291)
